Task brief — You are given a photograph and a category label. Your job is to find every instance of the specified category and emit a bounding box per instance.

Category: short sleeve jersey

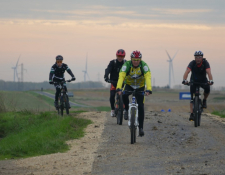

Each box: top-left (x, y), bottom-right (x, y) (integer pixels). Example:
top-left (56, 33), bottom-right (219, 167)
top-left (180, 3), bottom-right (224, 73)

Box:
top-left (187, 59), bottom-right (210, 83)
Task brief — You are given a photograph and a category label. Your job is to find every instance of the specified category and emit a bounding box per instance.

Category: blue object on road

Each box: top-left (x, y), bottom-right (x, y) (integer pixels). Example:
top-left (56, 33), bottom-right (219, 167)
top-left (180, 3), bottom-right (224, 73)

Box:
top-left (168, 109), bottom-right (171, 112)
top-left (161, 109), bottom-right (165, 112)
top-left (179, 92), bottom-right (191, 100)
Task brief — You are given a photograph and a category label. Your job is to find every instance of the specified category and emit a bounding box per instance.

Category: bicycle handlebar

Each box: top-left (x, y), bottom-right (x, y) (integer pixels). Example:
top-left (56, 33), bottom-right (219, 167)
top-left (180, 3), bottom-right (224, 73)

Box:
top-left (123, 90), bottom-right (146, 96)
top-left (107, 80), bottom-right (117, 84)
top-left (184, 82), bottom-right (209, 86)
top-left (53, 79), bottom-right (75, 85)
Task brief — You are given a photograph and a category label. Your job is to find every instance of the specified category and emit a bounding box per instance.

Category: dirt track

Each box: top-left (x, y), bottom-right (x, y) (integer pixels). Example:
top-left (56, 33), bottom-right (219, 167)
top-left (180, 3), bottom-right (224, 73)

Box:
top-left (92, 111), bottom-right (225, 175)
top-left (1, 110), bottom-right (225, 175)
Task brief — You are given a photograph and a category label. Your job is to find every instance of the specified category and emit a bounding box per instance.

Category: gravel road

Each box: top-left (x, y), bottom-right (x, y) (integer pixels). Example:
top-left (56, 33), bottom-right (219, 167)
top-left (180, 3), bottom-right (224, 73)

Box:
top-left (92, 111), bottom-right (225, 175)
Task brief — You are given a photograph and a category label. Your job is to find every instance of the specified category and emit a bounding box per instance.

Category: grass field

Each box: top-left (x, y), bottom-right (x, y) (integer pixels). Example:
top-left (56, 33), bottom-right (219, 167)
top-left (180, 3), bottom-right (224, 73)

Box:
top-left (0, 110), bottom-right (92, 160)
top-left (212, 110), bottom-right (225, 118)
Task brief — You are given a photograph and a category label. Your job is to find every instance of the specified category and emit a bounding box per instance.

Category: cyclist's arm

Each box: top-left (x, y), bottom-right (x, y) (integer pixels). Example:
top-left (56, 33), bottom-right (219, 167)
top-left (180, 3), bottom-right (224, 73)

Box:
top-left (206, 68), bottom-right (213, 80)
top-left (65, 65), bottom-right (75, 78)
top-left (183, 68), bottom-right (191, 80)
top-left (104, 61), bottom-right (113, 79)
top-left (49, 65), bottom-right (55, 81)
top-left (116, 72), bottom-right (126, 89)
top-left (144, 71), bottom-right (152, 91)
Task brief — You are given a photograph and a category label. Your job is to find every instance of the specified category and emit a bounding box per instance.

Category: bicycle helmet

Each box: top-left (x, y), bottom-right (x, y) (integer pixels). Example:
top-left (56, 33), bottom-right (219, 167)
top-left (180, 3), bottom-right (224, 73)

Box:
top-left (194, 51), bottom-right (203, 56)
top-left (56, 55), bottom-right (63, 60)
top-left (116, 49), bottom-right (126, 57)
top-left (131, 50), bottom-right (142, 58)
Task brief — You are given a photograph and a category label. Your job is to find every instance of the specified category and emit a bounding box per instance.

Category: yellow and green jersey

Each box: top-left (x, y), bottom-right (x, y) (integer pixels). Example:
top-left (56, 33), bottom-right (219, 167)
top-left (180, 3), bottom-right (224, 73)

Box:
top-left (116, 60), bottom-right (152, 91)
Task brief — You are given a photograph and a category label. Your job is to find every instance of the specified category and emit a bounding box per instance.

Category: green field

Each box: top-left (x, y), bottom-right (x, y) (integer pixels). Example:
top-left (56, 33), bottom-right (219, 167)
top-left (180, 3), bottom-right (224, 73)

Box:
top-left (212, 110), bottom-right (225, 118)
top-left (0, 111), bottom-right (92, 160)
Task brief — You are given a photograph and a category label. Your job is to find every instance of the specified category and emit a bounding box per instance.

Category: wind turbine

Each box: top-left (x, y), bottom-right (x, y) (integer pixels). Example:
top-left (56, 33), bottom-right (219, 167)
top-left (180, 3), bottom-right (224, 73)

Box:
top-left (11, 55), bottom-right (20, 82)
top-left (82, 53), bottom-right (90, 81)
top-left (166, 50), bottom-right (178, 89)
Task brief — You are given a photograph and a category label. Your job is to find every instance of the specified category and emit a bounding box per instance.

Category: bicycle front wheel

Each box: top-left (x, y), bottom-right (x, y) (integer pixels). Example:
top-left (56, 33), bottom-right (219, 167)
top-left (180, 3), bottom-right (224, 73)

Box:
top-left (194, 96), bottom-right (199, 127)
top-left (117, 94), bottom-right (123, 125)
top-left (130, 108), bottom-right (136, 144)
top-left (64, 95), bottom-right (69, 115)
top-left (198, 99), bottom-right (202, 126)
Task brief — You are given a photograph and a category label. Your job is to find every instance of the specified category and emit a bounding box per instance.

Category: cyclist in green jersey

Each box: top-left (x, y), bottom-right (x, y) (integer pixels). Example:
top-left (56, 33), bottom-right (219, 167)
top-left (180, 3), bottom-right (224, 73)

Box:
top-left (116, 50), bottom-right (152, 136)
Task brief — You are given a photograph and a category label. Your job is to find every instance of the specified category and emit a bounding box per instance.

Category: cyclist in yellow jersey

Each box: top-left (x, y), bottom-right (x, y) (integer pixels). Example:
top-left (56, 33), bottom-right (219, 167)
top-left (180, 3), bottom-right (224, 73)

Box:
top-left (117, 50), bottom-right (152, 136)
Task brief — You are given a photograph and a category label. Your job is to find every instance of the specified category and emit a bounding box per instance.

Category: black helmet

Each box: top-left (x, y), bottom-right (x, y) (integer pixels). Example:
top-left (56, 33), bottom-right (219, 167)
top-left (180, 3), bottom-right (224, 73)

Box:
top-left (56, 55), bottom-right (63, 60)
top-left (194, 51), bottom-right (203, 56)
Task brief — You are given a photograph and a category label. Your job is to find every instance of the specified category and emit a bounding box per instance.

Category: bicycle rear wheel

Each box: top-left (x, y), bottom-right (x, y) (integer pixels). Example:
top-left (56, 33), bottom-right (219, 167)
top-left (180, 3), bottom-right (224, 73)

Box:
top-left (130, 108), bottom-right (136, 144)
top-left (117, 94), bottom-right (123, 125)
top-left (194, 96), bottom-right (199, 127)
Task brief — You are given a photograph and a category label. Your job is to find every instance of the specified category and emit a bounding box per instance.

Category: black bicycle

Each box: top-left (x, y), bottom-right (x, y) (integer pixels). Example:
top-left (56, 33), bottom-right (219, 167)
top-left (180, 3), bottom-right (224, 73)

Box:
top-left (185, 82), bottom-right (208, 127)
top-left (123, 90), bottom-right (145, 144)
top-left (107, 80), bottom-right (123, 125)
top-left (53, 79), bottom-right (73, 116)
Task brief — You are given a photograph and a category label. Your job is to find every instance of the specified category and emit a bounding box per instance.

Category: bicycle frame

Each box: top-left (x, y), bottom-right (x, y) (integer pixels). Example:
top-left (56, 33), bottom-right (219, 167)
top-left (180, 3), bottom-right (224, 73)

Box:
top-left (53, 80), bottom-right (72, 115)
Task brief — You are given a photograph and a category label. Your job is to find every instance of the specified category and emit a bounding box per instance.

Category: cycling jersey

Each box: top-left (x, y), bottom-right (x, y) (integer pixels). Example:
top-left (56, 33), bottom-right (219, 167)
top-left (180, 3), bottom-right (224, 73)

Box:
top-left (188, 59), bottom-right (210, 83)
top-left (104, 59), bottom-right (126, 81)
top-left (116, 60), bottom-right (152, 91)
top-left (49, 63), bottom-right (75, 81)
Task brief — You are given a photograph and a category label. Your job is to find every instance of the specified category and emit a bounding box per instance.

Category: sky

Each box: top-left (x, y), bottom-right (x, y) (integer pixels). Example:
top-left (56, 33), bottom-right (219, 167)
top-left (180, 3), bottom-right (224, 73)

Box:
top-left (0, 0), bottom-right (225, 87)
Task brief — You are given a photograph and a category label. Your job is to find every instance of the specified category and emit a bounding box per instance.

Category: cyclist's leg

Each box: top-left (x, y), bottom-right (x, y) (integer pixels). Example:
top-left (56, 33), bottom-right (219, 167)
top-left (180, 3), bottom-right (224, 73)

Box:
top-left (55, 86), bottom-right (60, 107)
top-left (110, 90), bottom-right (116, 110)
top-left (136, 87), bottom-right (145, 130)
top-left (122, 84), bottom-right (132, 111)
top-left (202, 84), bottom-right (210, 108)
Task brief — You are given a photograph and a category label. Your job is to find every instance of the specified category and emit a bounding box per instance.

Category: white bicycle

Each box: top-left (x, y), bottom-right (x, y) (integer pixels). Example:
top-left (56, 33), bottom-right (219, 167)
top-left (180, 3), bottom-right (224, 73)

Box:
top-left (124, 90), bottom-right (145, 144)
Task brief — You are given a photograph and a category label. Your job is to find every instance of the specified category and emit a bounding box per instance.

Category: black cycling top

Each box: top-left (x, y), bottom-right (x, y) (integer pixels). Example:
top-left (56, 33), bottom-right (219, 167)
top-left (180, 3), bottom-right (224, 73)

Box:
top-left (49, 63), bottom-right (75, 81)
top-left (104, 59), bottom-right (126, 82)
top-left (188, 58), bottom-right (210, 83)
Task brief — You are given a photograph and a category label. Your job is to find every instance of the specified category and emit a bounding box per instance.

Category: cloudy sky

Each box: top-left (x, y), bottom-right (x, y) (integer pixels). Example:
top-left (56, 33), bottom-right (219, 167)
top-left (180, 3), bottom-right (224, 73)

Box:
top-left (0, 0), bottom-right (225, 87)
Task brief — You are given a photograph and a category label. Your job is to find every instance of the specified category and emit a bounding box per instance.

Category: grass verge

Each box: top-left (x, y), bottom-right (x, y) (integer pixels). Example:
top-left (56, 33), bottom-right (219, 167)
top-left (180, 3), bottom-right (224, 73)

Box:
top-left (0, 111), bottom-right (92, 160)
top-left (212, 110), bottom-right (225, 118)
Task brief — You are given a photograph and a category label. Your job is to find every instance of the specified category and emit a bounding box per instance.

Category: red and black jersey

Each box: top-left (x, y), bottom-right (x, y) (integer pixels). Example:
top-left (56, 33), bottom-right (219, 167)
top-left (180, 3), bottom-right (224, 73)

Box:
top-left (187, 58), bottom-right (210, 83)
top-left (104, 59), bottom-right (126, 86)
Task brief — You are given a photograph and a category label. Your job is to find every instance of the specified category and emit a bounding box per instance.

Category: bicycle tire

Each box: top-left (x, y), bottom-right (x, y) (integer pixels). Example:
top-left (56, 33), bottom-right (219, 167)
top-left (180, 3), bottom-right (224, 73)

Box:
top-left (117, 94), bottom-right (123, 125)
top-left (130, 108), bottom-right (135, 144)
top-left (194, 96), bottom-right (199, 127)
top-left (64, 95), bottom-right (69, 115)
top-left (60, 96), bottom-right (64, 116)
top-left (198, 99), bottom-right (202, 126)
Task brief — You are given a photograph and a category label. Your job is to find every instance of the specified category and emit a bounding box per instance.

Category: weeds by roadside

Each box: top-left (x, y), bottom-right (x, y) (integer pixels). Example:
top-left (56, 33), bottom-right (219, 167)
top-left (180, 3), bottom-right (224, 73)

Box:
top-left (0, 110), bottom-right (92, 160)
top-left (212, 110), bottom-right (225, 118)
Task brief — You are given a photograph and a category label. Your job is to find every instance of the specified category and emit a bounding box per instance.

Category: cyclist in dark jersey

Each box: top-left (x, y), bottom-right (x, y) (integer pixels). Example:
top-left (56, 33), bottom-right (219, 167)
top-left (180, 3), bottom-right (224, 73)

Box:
top-left (182, 51), bottom-right (214, 121)
top-left (49, 55), bottom-right (76, 108)
top-left (104, 49), bottom-right (127, 117)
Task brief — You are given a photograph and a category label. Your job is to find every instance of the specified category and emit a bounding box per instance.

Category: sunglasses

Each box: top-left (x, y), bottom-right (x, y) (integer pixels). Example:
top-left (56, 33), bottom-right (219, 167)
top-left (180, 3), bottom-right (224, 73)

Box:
top-left (131, 58), bottom-right (141, 61)
top-left (56, 60), bottom-right (62, 63)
